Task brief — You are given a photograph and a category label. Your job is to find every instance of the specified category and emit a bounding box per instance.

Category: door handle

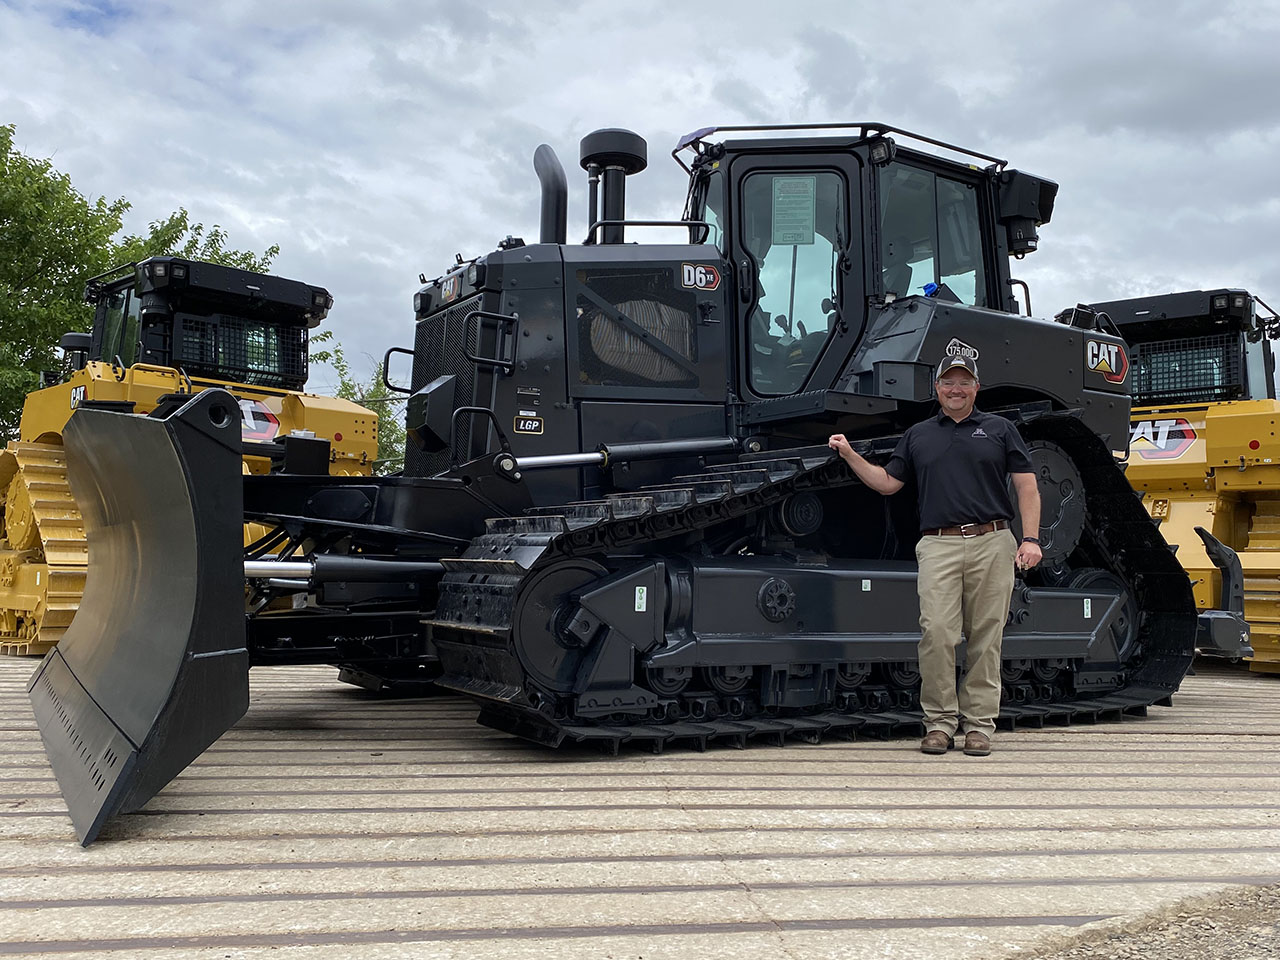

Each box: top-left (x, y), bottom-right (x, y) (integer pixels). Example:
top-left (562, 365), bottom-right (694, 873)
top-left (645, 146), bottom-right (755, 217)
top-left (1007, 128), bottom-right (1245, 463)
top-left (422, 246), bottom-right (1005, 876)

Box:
top-left (737, 258), bottom-right (754, 305)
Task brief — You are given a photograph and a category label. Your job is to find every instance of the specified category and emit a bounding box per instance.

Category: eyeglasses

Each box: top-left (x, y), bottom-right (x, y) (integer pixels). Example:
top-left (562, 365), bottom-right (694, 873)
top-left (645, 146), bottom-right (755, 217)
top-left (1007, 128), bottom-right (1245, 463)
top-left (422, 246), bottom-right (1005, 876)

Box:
top-left (938, 378), bottom-right (977, 388)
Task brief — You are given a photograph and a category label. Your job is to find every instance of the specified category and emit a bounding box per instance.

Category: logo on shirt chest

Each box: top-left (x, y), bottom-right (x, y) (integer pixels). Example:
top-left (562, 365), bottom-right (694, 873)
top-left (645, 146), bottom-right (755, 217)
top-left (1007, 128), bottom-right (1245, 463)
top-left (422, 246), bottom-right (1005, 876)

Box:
top-left (971, 427), bottom-right (988, 438)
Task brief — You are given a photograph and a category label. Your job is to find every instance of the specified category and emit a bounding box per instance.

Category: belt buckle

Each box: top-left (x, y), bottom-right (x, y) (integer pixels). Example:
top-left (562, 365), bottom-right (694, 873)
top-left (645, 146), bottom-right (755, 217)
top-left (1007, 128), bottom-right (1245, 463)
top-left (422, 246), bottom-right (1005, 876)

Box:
top-left (959, 522), bottom-right (981, 539)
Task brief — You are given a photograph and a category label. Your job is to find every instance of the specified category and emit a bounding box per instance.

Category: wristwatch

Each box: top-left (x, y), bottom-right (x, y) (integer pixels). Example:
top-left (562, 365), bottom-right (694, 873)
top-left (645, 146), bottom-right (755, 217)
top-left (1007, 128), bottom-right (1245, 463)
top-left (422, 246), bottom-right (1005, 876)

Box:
top-left (1021, 537), bottom-right (1041, 545)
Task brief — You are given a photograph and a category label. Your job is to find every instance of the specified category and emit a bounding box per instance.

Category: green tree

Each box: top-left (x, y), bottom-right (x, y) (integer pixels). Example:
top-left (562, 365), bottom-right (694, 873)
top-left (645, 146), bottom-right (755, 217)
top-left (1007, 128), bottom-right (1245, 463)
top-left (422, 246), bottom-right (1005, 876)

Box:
top-left (0, 124), bottom-right (281, 439)
top-left (113, 208), bottom-right (279, 273)
top-left (320, 335), bottom-right (407, 476)
top-left (0, 124), bottom-right (127, 438)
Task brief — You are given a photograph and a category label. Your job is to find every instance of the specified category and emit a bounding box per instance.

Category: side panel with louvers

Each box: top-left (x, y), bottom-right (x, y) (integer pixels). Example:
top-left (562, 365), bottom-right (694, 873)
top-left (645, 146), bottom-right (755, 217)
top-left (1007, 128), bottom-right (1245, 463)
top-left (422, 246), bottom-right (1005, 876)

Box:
top-left (404, 293), bottom-right (485, 478)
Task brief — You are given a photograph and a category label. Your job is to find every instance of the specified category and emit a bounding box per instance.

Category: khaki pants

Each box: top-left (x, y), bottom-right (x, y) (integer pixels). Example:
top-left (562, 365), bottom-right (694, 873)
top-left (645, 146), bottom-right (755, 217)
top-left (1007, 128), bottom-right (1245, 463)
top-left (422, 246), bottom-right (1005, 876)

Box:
top-left (914, 529), bottom-right (1017, 738)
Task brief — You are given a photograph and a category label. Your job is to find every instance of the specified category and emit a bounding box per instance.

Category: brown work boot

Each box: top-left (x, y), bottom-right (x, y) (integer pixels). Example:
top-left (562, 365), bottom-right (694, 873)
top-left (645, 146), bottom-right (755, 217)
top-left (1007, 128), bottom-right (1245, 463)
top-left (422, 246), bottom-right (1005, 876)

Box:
top-left (963, 731), bottom-right (992, 757)
top-left (920, 731), bottom-right (954, 755)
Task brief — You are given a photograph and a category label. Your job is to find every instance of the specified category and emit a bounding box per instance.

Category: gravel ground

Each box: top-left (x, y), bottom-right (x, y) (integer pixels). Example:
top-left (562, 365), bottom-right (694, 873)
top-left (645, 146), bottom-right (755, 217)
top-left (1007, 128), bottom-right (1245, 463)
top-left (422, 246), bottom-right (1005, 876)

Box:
top-left (1011, 884), bottom-right (1280, 959)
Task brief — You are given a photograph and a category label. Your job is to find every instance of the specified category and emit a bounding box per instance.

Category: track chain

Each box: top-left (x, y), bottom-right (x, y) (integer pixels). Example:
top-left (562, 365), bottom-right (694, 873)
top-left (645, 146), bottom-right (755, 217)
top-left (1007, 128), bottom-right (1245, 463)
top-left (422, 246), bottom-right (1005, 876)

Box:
top-left (429, 411), bottom-right (1196, 751)
top-left (0, 442), bottom-right (87, 656)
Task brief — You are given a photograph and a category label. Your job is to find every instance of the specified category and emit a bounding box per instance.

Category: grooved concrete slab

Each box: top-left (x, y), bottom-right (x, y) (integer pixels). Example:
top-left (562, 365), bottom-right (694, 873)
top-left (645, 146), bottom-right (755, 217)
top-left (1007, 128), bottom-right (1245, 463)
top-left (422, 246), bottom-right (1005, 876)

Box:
top-left (1, 659), bottom-right (1277, 959)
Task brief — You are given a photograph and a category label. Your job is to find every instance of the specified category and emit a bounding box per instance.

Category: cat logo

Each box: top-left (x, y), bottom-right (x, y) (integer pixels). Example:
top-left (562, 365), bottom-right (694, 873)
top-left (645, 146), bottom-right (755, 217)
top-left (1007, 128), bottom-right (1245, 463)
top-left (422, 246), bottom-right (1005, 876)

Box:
top-left (681, 263), bottom-right (721, 291)
top-left (1086, 339), bottom-right (1129, 383)
top-left (1130, 417), bottom-right (1195, 460)
top-left (239, 399), bottom-right (280, 441)
top-left (440, 274), bottom-right (462, 303)
top-left (69, 385), bottom-right (86, 410)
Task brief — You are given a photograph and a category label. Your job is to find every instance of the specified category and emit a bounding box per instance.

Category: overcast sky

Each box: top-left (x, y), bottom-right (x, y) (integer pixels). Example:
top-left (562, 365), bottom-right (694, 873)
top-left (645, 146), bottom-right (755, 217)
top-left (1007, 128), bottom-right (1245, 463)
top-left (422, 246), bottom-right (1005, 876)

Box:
top-left (3, 0), bottom-right (1278, 392)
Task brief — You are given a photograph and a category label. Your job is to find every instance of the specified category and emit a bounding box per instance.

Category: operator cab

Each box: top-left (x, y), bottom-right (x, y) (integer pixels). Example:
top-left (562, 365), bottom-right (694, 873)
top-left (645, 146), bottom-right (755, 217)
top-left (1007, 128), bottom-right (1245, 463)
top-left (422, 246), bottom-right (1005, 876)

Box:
top-left (64, 256), bottom-right (333, 390)
top-left (680, 123), bottom-right (1056, 401)
top-left (1090, 289), bottom-right (1280, 403)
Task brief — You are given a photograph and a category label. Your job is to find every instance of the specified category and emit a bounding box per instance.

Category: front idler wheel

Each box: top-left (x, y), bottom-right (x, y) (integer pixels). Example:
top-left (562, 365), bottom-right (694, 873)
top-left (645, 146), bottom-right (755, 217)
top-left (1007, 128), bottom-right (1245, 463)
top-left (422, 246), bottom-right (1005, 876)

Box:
top-left (512, 559), bottom-right (608, 693)
top-left (1065, 568), bottom-right (1140, 665)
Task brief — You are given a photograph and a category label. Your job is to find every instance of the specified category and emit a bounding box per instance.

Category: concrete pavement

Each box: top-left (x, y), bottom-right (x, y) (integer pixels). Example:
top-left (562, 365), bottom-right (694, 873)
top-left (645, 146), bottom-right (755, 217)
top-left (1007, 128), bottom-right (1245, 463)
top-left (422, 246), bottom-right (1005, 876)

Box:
top-left (1, 659), bottom-right (1277, 959)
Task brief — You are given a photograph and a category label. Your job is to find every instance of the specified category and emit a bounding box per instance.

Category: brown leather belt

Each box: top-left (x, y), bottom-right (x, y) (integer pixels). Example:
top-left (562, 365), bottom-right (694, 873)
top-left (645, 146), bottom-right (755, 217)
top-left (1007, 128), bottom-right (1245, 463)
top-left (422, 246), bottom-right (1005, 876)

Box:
top-left (922, 519), bottom-right (1011, 538)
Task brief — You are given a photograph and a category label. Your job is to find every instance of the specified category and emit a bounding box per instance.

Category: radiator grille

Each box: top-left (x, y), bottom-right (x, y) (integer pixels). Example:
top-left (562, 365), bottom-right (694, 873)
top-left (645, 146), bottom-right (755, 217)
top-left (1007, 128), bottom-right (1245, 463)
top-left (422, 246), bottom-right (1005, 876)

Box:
top-left (1131, 332), bottom-right (1245, 404)
top-left (179, 315), bottom-right (308, 390)
top-left (405, 294), bottom-right (483, 478)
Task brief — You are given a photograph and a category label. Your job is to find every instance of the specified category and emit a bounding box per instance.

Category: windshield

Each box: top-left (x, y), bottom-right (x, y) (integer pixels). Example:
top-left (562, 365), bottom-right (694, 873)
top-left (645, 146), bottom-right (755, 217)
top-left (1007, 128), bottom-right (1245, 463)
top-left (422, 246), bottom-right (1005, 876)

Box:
top-left (878, 164), bottom-right (987, 306)
top-left (98, 285), bottom-right (142, 366)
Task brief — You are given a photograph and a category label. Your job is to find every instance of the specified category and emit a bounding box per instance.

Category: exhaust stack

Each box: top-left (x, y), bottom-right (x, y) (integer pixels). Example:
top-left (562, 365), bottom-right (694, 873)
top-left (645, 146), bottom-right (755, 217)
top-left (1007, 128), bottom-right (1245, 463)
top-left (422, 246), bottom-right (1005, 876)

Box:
top-left (533, 144), bottom-right (567, 244)
top-left (580, 128), bottom-right (647, 244)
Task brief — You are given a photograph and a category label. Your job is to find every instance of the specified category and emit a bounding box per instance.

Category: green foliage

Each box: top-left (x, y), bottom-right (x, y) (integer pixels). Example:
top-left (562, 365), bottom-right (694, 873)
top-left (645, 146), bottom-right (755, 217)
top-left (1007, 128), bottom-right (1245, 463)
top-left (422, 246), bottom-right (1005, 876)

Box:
top-left (0, 123), bottom-right (128, 438)
top-left (307, 328), bottom-right (340, 374)
top-left (0, 124), bottom-right (280, 440)
top-left (321, 336), bottom-right (407, 476)
top-left (114, 208), bottom-right (279, 273)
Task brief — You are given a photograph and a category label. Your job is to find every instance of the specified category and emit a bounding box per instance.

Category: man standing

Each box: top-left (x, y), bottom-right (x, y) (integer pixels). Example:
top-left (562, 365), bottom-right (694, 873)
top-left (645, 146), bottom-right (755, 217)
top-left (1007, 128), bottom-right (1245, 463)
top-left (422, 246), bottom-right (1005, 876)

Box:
top-left (828, 355), bottom-right (1042, 756)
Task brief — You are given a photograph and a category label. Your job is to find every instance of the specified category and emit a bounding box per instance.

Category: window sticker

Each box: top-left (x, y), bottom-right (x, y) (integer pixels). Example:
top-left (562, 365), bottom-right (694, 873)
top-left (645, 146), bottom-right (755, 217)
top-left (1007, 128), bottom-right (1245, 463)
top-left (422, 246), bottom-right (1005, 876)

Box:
top-left (771, 176), bottom-right (817, 245)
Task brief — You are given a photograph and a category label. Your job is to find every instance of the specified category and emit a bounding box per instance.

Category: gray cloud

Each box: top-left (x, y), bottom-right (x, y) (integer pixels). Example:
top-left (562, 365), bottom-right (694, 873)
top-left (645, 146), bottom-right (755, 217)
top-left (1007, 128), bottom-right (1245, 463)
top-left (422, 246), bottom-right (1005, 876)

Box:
top-left (3, 0), bottom-right (1280, 391)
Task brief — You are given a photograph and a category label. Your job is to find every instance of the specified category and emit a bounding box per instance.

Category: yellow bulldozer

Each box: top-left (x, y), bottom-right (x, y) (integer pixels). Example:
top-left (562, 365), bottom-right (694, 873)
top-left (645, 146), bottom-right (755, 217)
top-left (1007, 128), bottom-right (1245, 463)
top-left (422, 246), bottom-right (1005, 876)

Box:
top-left (1090, 288), bottom-right (1277, 673)
top-left (0, 255), bottom-right (377, 656)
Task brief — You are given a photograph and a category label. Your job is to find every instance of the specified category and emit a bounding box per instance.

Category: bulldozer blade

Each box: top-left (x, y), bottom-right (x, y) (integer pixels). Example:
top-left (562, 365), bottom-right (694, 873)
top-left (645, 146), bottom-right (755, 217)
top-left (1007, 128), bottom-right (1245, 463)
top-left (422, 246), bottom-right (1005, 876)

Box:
top-left (27, 390), bottom-right (247, 845)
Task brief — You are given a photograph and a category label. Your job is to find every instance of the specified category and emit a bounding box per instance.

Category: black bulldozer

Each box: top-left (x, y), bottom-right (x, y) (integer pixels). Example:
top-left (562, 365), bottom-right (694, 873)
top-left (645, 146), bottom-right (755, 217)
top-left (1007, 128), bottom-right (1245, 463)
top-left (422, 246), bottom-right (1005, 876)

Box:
top-left (30, 123), bottom-right (1199, 844)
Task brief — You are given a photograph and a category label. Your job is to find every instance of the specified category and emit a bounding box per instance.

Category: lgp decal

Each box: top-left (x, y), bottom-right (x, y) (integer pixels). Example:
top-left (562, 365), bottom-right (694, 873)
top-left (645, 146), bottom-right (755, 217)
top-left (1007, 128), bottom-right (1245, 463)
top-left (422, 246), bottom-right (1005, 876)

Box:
top-left (944, 337), bottom-right (980, 361)
top-left (681, 263), bottom-right (721, 291)
top-left (1130, 417), bottom-right (1195, 459)
top-left (1087, 339), bottom-right (1129, 383)
top-left (239, 399), bottom-right (280, 441)
top-left (513, 414), bottom-right (544, 435)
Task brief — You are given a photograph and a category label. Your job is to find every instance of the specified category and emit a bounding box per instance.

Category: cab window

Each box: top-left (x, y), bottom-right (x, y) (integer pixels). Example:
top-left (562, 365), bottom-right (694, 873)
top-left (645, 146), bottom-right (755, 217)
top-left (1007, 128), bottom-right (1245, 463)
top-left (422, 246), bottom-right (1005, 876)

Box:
top-left (691, 168), bottom-right (726, 253)
top-left (741, 170), bottom-right (846, 395)
top-left (879, 164), bottom-right (987, 307)
top-left (97, 285), bottom-right (142, 366)
top-left (1245, 336), bottom-right (1276, 400)
top-left (120, 288), bottom-right (142, 365)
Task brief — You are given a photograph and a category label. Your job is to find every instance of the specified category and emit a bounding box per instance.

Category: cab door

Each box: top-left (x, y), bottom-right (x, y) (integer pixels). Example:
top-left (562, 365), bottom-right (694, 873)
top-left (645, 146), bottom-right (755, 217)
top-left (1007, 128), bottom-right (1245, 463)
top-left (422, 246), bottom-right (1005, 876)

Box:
top-left (726, 154), bottom-right (863, 400)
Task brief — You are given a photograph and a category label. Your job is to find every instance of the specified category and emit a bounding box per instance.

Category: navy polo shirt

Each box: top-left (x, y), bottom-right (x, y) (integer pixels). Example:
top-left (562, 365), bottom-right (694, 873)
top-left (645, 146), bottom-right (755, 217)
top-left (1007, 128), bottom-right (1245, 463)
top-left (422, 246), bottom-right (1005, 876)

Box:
top-left (884, 408), bottom-right (1035, 532)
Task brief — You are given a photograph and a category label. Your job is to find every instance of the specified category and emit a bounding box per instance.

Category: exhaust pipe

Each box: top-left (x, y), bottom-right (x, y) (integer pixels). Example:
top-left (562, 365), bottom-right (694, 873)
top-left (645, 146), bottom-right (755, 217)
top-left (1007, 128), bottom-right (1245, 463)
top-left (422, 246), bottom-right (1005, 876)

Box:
top-left (580, 128), bottom-right (647, 244)
top-left (533, 144), bottom-right (567, 245)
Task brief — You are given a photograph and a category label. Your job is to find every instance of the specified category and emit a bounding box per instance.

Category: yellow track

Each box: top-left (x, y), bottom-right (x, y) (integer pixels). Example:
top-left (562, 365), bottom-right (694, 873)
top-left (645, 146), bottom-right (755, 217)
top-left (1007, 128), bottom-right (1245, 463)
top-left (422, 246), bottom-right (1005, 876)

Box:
top-left (0, 443), bottom-right (88, 656)
top-left (1241, 499), bottom-right (1280, 673)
